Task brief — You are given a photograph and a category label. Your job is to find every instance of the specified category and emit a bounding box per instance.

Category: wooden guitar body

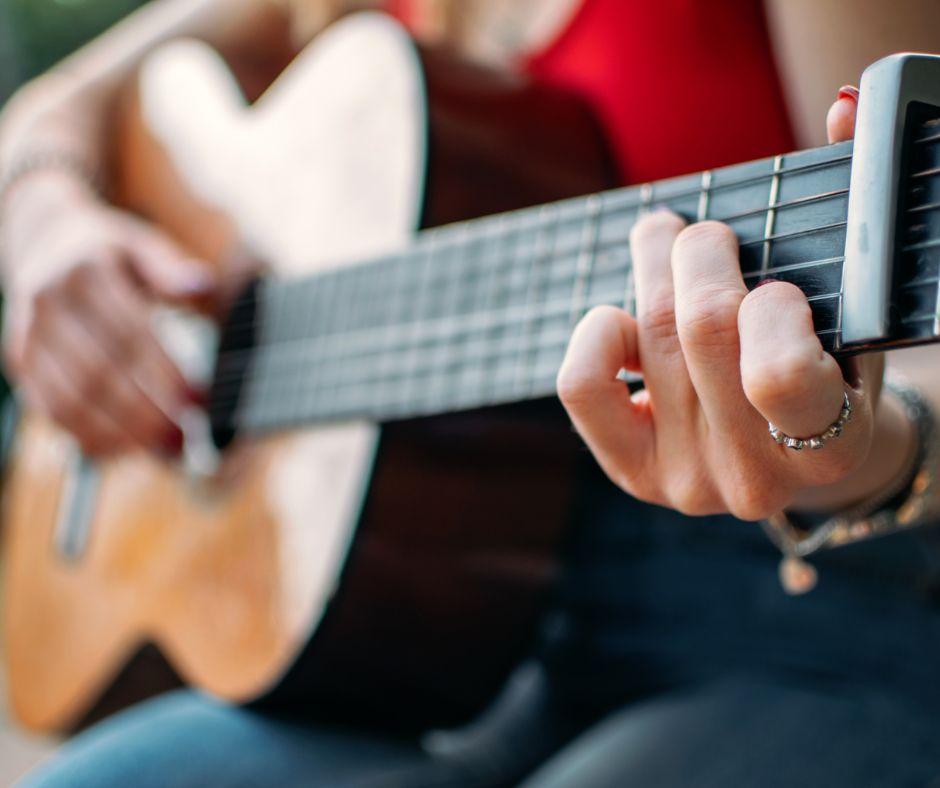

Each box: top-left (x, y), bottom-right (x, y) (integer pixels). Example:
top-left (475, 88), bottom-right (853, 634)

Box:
top-left (2, 14), bottom-right (615, 731)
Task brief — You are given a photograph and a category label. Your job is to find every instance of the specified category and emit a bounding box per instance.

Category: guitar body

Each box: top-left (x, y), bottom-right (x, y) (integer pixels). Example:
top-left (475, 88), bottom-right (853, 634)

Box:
top-left (3, 14), bottom-right (615, 732)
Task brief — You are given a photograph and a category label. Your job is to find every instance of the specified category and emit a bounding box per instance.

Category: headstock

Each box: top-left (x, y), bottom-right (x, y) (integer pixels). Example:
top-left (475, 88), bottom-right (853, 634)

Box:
top-left (842, 53), bottom-right (940, 351)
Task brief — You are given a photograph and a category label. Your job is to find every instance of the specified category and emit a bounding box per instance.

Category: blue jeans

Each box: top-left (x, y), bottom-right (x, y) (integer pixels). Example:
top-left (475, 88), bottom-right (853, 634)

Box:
top-left (24, 468), bottom-right (940, 787)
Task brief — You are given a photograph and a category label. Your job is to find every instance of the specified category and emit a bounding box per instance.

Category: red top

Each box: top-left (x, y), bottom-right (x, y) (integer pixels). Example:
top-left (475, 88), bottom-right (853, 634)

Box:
top-left (390, 0), bottom-right (796, 185)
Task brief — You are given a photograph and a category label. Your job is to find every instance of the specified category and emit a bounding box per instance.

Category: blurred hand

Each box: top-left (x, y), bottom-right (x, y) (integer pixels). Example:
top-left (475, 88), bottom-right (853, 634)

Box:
top-left (3, 178), bottom-right (218, 458)
top-left (557, 88), bottom-right (899, 520)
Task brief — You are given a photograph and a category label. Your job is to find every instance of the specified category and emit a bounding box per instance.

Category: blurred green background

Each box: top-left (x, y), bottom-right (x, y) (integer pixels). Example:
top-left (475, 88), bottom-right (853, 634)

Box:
top-left (1, 0), bottom-right (146, 101)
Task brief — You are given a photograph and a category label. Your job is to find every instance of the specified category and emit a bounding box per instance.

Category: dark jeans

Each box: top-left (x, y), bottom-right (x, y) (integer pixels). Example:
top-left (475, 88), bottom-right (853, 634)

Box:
top-left (24, 467), bottom-right (940, 787)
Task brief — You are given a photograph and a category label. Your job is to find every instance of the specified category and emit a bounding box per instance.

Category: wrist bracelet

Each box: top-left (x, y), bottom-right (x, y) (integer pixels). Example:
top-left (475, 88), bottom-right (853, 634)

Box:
top-left (761, 373), bottom-right (940, 595)
top-left (0, 149), bottom-right (102, 219)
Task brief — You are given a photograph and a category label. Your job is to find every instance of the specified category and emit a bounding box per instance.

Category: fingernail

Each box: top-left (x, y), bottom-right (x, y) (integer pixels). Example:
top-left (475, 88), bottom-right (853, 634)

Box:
top-left (754, 277), bottom-right (779, 289)
top-left (837, 85), bottom-right (859, 103)
top-left (160, 426), bottom-right (184, 458)
top-left (187, 385), bottom-right (208, 406)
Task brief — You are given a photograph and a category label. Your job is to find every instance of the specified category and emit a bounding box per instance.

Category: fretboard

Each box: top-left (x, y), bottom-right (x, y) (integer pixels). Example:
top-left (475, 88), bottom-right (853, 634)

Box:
top-left (206, 133), bottom-right (936, 436)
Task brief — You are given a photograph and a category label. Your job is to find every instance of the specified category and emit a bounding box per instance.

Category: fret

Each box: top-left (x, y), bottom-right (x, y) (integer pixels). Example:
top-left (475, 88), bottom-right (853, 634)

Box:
top-left (383, 249), bottom-right (422, 417)
top-left (517, 204), bottom-right (557, 397)
top-left (570, 194), bottom-right (601, 325)
top-left (398, 234), bottom-right (438, 410)
top-left (423, 225), bottom-right (470, 414)
top-left (697, 170), bottom-right (713, 222)
top-left (498, 209), bottom-right (541, 401)
top-left (639, 182), bottom-right (653, 215)
top-left (473, 216), bottom-right (516, 405)
top-left (442, 223), bottom-right (486, 411)
top-left (761, 154), bottom-right (784, 275)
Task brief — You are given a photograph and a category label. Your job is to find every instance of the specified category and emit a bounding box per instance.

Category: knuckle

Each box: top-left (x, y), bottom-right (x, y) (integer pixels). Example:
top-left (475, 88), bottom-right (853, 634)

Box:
top-left (676, 290), bottom-right (742, 350)
top-left (629, 210), bottom-right (686, 248)
top-left (613, 470), bottom-right (660, 506)
top-left (556, 365), bottom-right (596, 410)
top-left (48, 394), bottom-right (80, 427)
top-left (75, 364), bottom-right (108, 401)
top-left (63, 261), bottom-right (95, 291)
top-left (743, 279), bottom-right (806, 310)
top-left (674, 220), bottom-right (738, 257)
top-left (742, 350), bottom-right (822, 411)
top-left (668, 473), bottom-right (716, 517)
top-left (32, 284), bottom-right (60, 316)
top-left (638, 295), bottom-right (677, 342)
top-left (725, 484), bottom-right (782, 521)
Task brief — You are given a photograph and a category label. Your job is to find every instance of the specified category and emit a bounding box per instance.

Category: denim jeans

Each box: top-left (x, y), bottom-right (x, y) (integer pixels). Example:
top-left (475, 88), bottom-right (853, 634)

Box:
top-left (24, 465), bottom-right (940, 787)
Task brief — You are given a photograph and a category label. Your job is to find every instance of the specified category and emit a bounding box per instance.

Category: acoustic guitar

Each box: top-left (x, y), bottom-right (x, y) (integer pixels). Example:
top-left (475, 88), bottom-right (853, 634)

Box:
top-left (5, 13), bottom-right (940, 732)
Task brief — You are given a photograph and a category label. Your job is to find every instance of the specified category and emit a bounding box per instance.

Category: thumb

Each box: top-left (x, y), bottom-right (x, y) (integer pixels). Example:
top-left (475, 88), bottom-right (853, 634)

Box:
top-left (826, 85), bottom-right (858, 144)
top-left (123, 219), bottom-right (218, 309)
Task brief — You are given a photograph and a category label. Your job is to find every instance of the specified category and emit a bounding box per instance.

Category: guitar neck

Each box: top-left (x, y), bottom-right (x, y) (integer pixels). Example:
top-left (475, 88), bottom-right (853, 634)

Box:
top-left (210, 128), bottom-right (940, 436)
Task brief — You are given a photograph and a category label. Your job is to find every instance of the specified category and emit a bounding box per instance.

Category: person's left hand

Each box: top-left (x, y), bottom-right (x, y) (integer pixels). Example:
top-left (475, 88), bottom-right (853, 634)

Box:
top-left (556, 88), bottom-right (888, 520)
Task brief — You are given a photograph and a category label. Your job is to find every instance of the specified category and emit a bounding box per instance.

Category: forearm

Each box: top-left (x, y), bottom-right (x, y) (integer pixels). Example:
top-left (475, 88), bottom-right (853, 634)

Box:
top-left (3, 0), bottom-right (277, 162)
top-left (0, 0), bottom-right (286, 281)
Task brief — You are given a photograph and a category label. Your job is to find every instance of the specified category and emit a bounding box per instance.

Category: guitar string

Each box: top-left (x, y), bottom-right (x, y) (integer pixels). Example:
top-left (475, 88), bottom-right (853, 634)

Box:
top-left (207, 168), bottom-right (936, 368)
top-left (204, 213), bottom-right (854, 397)
top-left (212, 252), bottom-right (934, 424)
top-left (207, 152), bottom-right (858, 338)
top-left (206, 265), bottom-right (847, 393)
top-left (204, 139), bottom-right (939, 419)
top-left (221, 294), bottom-right (842, 419)
top-left (208, 185), bottom-right (855, 350)
top-left (203, 283), bottom-right (845, 423)
top-left (199, 118), bottom-right (932, 347)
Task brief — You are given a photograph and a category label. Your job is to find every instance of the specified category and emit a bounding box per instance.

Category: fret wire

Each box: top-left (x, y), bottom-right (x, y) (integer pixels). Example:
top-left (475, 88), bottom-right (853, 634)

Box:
top-left (517, 204), bottom-right (557, 396)
top-left (400, 232), bottom-right (438, 407)
top-left (639, 182), bottom-right (653, 215)
top-left (761, 154), bottom-right (784, 274)
top-left (697, 170), bottom-right (713, 222)
top-left (431, 224), bottom-right (472, 411)
top-left (464, 215), bottom-right (509, 407)
top-left (570, 194), bottom-right (601, 325)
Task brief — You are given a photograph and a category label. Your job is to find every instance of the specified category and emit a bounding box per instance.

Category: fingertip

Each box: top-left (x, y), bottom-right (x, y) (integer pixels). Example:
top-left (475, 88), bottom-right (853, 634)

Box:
top-left (826, 87), bottom-right (858, 144)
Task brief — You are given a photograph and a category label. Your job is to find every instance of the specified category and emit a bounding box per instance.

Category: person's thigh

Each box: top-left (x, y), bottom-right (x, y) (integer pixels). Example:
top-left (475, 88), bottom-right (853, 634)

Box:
top-left (22, 689), bottom-right (459, 788)
top-left (521, 675), bottom-right (940, 788)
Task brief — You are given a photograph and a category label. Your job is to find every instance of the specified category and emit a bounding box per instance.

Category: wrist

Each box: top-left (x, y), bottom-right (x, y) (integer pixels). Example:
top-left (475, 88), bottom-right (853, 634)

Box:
top-left (1, 169), bottom-right (102, 278)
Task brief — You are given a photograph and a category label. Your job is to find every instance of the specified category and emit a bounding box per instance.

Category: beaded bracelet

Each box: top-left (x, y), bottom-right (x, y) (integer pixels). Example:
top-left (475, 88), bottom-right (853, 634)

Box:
top-left (761, 374), bottom-right (940, 595)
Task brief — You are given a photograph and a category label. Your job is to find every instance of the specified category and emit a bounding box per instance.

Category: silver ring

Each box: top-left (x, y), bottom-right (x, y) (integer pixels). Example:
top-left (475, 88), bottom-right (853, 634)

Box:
top-left (768, 392), bottom-right (852, 451)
